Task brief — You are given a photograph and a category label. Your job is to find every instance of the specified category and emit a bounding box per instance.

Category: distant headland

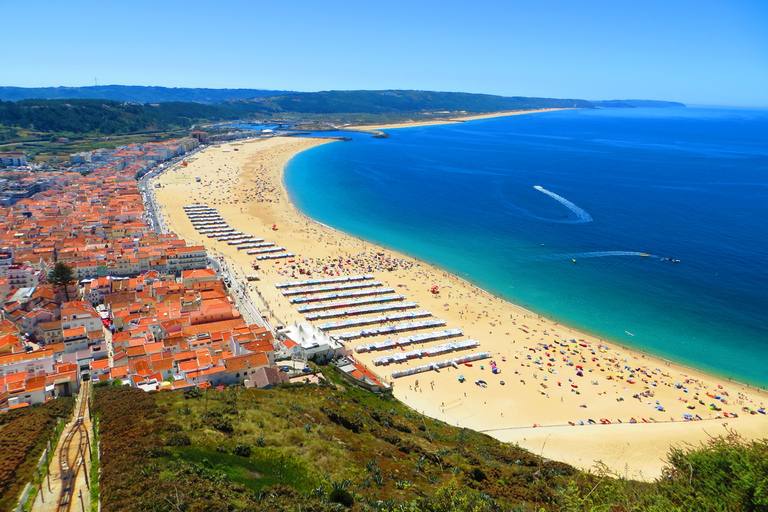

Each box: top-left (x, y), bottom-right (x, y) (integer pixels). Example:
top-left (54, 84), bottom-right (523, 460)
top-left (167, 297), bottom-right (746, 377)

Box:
top-left (591, 99), bottom-right (686, 108)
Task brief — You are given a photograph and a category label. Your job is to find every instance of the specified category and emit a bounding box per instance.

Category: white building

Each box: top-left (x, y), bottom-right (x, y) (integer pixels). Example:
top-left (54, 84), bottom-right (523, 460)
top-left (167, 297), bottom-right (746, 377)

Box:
top-left (278, 322), bottom-right (347, 363)
top-left (0, 152), bottom-right (27, 166)
top-left (6, 264), bottom-right (42, 289)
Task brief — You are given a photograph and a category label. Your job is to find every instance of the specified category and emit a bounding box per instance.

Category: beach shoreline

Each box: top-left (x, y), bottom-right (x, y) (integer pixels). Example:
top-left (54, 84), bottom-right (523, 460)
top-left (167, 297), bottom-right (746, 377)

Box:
top-left (342, 108), bottom-right (570, 131)
top-left (153, 129), bottom-right (766, 481)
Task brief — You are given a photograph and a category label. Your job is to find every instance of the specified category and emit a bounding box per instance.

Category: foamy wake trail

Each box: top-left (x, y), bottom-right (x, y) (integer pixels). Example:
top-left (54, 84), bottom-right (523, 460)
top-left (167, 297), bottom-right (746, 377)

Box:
top-left (570, 251), bottom-right (655, 259)
top-left (534, 185), bottom-right (593, 223)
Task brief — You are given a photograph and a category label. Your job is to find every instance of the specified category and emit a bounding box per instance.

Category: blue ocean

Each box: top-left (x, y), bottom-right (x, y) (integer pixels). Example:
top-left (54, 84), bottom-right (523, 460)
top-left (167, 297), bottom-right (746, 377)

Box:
top-left (285, 108), bottom-right (768, 388)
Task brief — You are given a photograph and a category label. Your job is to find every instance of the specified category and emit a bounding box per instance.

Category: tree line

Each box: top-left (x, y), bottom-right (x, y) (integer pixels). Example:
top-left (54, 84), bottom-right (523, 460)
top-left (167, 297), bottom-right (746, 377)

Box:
top-left (0, 99), bottom-right (239, 135)
top-left (0, 91), bottom-right (596, 136)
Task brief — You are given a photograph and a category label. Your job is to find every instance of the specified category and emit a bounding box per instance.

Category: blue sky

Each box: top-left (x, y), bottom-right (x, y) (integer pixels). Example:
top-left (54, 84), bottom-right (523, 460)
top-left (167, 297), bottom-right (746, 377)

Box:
top-left (4, 0), bottom-right (767, 106)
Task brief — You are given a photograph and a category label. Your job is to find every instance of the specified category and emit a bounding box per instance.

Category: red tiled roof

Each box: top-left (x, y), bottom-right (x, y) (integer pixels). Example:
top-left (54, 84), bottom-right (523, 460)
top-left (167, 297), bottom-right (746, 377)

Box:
top-left (223, 352), bottom-right (269, 372)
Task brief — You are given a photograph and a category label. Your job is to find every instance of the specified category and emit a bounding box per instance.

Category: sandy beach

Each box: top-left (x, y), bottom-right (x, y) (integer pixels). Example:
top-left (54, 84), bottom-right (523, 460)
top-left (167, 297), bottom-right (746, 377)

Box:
top-left (153, 128), bottom-right (767, 481)
top-left (346, 108), bottom-right (568, 131)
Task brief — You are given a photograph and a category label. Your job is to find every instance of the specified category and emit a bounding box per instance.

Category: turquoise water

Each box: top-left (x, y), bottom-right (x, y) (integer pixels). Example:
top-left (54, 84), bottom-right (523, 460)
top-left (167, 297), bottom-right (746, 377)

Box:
top-left (285, 108), bottom-right (768, 388)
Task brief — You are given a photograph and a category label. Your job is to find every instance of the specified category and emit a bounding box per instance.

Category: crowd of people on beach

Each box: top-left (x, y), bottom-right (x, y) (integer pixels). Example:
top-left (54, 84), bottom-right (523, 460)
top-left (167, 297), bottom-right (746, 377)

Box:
top-left (188, 153), bottom-right (284, 207)
top-left (266, 250), bottom-right (417, 279)
top-left (413, 333), bottom-right (768, 426)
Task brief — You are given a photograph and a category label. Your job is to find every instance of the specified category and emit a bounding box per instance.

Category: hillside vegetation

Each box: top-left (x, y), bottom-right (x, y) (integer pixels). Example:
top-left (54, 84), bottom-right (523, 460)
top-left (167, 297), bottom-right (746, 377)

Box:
top-left (0, 99), bottom-right (238, 136)
top-left (0, 86), bottom-right (291, 103)
top-left (91, 367), bottom-right (767, 512)
top-left (232, 90), bottom-right (593, 114)
top-left (0, 91), bottom-right (593, 138)
top-left (0, 397), bottom-right (75, 512)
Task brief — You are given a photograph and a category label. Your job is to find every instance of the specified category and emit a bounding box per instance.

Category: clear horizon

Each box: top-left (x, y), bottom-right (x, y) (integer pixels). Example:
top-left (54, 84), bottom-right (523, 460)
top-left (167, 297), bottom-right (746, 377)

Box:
top-left (4, 0), bottom-right (767, 107)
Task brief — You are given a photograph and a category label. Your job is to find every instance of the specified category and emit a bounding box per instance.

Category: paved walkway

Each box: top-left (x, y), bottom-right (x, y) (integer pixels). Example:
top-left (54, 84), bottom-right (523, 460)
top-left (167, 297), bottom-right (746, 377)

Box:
top-left (30, 383), bottom-right (93, 512)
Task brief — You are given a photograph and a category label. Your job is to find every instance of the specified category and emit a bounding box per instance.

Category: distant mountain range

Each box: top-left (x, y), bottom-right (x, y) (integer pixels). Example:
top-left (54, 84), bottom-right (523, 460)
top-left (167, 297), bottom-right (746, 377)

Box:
top-left (0, 87), bottom-right (685, 137)
top-left (237, 90), bottom-right (594, 114)
top-left (591, 99), bottom-right (686, 108)
top-left (3, 86), bottom-right (682, 109)
top-left (0, 86), bottom-right (595, 110)
top-left (0, 85), bottom-right (291, 103)
top-left (0, 90), bottom-right (596, 136)
top-left (0, 85), bottom-right (685, 108)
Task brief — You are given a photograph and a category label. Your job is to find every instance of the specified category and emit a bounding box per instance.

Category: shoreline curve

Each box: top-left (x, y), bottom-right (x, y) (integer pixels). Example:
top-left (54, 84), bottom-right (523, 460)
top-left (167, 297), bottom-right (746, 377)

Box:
top-left (152, 121), bottom-right (767, 481)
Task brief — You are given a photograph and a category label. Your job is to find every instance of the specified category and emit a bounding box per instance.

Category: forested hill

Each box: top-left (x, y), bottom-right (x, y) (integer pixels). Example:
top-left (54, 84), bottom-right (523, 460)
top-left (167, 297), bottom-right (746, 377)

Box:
top-left (0, 86), bottom-right (592, 111)
top-left (0, 85), bottom-right (291, 103)
top-left (0, 91), bottom-right (594, 135)
top-left (235, 90), bottom-right (594, 114)
top-left (0, 99), bottom-right (236, 135)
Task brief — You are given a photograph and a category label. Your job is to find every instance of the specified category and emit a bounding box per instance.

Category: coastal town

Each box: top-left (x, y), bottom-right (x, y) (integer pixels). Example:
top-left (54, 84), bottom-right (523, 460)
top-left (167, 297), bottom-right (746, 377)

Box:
top-left (0, 130), bottom-right (382, 416)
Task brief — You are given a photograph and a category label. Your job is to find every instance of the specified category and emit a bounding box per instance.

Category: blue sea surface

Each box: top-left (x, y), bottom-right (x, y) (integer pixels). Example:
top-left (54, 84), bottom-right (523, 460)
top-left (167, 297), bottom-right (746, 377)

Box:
top-left (285, 108), bottom-right (768, 388)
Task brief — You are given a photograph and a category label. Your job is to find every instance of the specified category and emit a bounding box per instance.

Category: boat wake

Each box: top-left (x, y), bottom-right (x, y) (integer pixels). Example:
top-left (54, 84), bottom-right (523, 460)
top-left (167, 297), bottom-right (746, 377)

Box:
top-left (534, 185), bottom-right (593, 223)
top-left (569, 251), bottom-right (656, 259)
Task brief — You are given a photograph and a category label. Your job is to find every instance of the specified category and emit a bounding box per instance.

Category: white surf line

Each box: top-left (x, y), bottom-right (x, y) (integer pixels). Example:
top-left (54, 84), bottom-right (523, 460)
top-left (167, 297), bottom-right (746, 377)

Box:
top-left (534, 185), bottom-right (593, 223)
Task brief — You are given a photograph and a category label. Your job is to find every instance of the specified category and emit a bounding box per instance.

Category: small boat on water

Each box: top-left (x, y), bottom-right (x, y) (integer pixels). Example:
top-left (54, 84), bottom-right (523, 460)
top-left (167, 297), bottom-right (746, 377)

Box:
top-left (625, 331), bottom-right (635, 336)
top-left (641, 254), bottom-right (649, 257)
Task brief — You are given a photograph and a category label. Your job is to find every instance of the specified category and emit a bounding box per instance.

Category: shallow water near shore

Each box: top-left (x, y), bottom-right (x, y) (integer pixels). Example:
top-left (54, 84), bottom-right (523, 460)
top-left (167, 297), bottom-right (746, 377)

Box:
top-left (285, 107), bottom-right (768, 388)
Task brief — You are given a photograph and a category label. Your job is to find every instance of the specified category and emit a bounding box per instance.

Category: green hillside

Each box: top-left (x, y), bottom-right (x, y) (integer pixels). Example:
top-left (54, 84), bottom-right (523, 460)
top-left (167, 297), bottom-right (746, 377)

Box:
top-left (234, 90), bottom-right (593, 114)
top-left (0, 91), bottom-right (594, 137)
top-left (0, 99), bottom-right (238, 135)
top-left (0, 85), bottom-right (291, 103)
top-left (0, 398), bottom-right (75, 512)
top-left (91, 367), bottom-right (768, 512)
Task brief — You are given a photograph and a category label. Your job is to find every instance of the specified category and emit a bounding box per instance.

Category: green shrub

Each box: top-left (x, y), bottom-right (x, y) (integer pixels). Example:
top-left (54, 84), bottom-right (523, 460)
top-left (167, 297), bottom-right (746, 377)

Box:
top-left (166, 433), bottom-right (191, 447)
top-left (393, 421), bottom-right (412, 434)
top-left (208, 417), bottom-right (233, 434)
top-left (183, 388), bottom-right (203, 399)
top-left (658, 432), bottom-right (768, 511)
top-left (233, 443), bottom-right (251, 457)
top-left (329, 487), bottom-right (354, 507)
top-left (321, 407), bottom-right (363, 433)
top-left (471, 467), bottom-right (487, 482)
